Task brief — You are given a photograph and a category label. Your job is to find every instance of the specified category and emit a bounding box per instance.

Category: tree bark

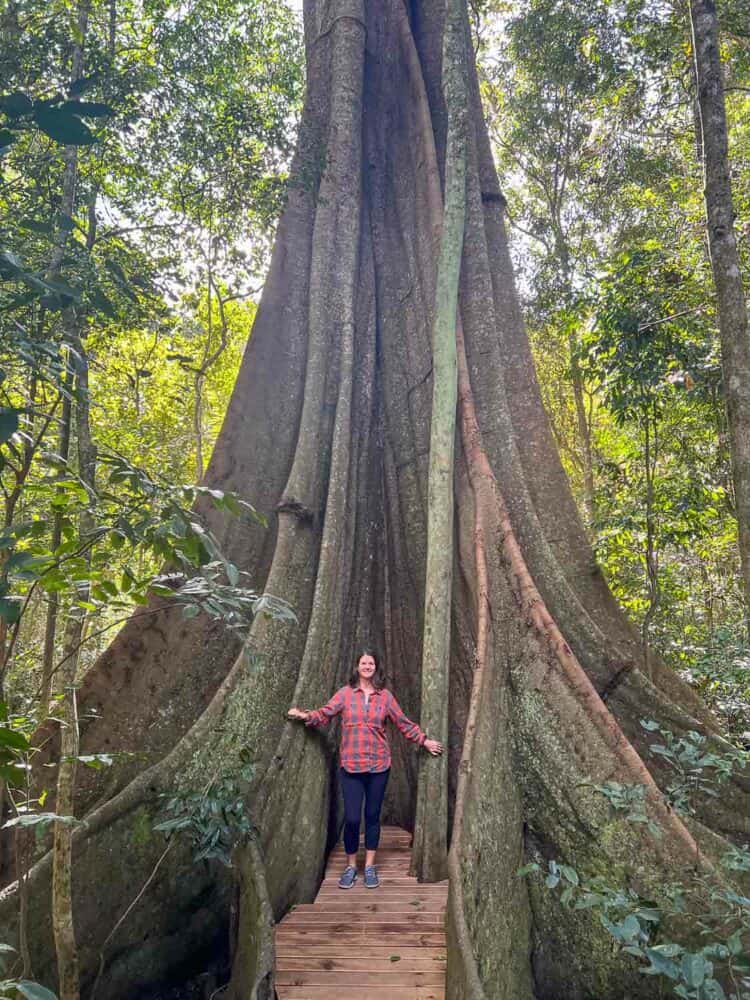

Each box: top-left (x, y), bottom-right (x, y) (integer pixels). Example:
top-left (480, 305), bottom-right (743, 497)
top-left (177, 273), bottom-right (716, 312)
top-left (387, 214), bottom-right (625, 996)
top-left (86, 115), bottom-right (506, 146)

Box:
top-left (689, 0), bottom-right (750, 628)
top-left (3, 2), bottom-right (748, 999)
top-left (411, 0), bottom-right (467, 884)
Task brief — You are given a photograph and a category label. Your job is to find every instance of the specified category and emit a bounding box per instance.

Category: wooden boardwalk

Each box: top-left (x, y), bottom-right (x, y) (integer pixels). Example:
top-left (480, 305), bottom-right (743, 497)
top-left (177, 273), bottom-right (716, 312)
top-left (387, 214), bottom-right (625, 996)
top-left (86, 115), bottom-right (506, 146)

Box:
top-left (275, 826), bottom-right (448, 999)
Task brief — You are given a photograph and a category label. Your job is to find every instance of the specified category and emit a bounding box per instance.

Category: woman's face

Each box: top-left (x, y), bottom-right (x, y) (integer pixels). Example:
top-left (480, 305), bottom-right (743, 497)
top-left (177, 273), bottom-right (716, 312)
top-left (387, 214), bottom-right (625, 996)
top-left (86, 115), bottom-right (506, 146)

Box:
top-left (357, 654), bottom-right (376, 683)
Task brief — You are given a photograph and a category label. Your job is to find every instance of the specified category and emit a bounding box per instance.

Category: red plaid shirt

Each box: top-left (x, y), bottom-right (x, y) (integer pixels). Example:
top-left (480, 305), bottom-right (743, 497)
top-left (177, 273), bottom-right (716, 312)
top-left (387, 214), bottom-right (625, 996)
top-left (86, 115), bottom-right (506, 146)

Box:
top-left (305, 685), bottom-right (426, 773)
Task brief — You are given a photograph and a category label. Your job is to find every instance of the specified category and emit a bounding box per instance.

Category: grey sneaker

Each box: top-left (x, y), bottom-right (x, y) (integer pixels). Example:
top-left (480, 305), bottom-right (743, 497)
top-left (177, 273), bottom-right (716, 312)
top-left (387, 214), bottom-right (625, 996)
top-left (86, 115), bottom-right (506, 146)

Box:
top-left (338, 865), bottom-right (357, 889)
top-left (364, 865), bottom-right (379, 889)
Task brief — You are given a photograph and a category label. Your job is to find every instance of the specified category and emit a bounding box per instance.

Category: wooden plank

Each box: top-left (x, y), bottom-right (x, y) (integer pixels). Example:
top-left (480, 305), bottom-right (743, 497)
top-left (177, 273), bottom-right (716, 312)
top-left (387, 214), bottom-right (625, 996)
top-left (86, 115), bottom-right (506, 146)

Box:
top-left (318, 887), bottom-right (446, 895)
top-left (316, 887), bottom-right (447, 896)
top-left (274, 942), bottom-right (446, 953)
top-left (290, 899), bottom-right (446, 911)
top-left (315, 891), bottom-right (447, 898)
top-left (276, 988), bottom-right (444, 999)
top-left (283, 916), bottom-right (444, 930)
top-left (274, 946), bottom-right (447, 960)
top-left (276, 970), bottom-right (444, 986)
top-left (275, 932), bottom-right (446, 948)
top-left (321, 877), bottom-right (416, 884)
top-left (277, 957), bottom-right (447, 971)
top-left (278, 918), bottom-right (445, 930)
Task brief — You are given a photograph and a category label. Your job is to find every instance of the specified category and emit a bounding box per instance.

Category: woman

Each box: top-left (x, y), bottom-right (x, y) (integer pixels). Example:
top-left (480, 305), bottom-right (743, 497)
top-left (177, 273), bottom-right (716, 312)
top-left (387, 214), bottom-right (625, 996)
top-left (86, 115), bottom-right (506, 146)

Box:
top-left (287, 648), bottom-right (443, 889)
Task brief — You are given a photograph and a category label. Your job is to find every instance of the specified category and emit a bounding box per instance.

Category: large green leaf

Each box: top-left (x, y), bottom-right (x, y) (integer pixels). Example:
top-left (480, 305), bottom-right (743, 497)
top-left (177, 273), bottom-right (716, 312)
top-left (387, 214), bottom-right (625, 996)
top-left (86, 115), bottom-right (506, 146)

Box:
top-left (19, 218), bottom-right (54, 235)
top-left (0, 408), bottom-right (19, 444)
top-left (0, 598), bottom-right (22, 625)
top-left (680, 952), bottom-right (711, 989)
top-left (60, 100), bottom-right (113, 118)
top-left (32, 108), bottom-right (96, 145)
top-left (14, 980), bottom-right (58, 1000)
top-left (0, 92), bottom-right (33, 117)
top-left (0, 728), bottom-right (30, 752)
top-left (68, 73), bottom-right (100, 96)
top-left (0, 252), bottom-right (24, 277)
top-left (3, 812), bottom-right (78, 829)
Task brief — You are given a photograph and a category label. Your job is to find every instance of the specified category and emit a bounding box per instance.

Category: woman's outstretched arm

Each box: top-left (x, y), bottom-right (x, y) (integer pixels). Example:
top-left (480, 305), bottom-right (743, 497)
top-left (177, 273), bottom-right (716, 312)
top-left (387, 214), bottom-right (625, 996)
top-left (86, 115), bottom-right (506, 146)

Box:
top-left (386, 692), bottom-right (444, 755)
top-left (288, 687), bottom-right (346, 727)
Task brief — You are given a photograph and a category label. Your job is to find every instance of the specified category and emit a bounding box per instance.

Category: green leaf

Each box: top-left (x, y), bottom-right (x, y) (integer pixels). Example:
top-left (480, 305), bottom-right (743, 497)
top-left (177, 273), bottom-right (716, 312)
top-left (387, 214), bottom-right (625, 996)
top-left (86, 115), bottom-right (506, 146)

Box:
top-left (33, 108), bottom-right (96, 145)
top-left (641, 949), bottom-right (680, 979)
top-left (680, 952), bottom-right (710, 989)
top-left (71, 754), bottom-right (114, 770)
top-left (90, 288), bottom-right (116, 317)
top-left (516, 863), bottom-right (540, 877)
top-left (726, 928), bottom-right (743, 956)
top-left (5, 551), bottom-right (41, 578)
top-left (59, 100), bottom-right (113, 118)
top-left (69, 73), bottom-right (100, 96)
top-left (0, 408), bottom-right (19, 444)
top-left (181, 604), bottom-right (201, 619)
top-left (0, 598), bottom-right (22, 625)
top-left (19, 218), bottom-right (54, 234)
top-left (3, 812), bottom-right (78, 829)
top-left (15, 980), bottom-right (59, 1000)
top-left (0, 251), bottom-right (24, 277)
top-left (0, 92), bottom-right (33, 117)
top-left (0, 728), bottom-right (30, 752)
top-left (0, 764), bottom-right (26, 787)
top-left (559, 864), bottom-right (579, 885)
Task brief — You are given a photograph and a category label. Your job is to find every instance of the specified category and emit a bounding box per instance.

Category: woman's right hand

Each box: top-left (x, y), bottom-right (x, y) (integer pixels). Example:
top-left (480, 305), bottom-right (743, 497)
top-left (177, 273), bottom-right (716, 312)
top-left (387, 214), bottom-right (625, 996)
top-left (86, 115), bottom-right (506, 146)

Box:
top-left (287, 707), bottom-right (310, 721)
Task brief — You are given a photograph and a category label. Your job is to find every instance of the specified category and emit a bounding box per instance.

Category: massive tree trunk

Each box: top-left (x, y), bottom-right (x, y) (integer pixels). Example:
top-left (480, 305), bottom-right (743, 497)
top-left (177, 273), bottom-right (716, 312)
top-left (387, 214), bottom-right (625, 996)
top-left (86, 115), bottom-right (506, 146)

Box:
top-left (5, 2), bottom-right (749, 998)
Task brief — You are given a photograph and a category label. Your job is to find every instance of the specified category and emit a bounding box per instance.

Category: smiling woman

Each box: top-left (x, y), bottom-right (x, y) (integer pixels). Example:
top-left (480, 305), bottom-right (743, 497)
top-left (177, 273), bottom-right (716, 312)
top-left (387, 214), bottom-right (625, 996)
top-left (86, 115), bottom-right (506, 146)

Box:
top-left (287, 648), bottom-right (443, 889)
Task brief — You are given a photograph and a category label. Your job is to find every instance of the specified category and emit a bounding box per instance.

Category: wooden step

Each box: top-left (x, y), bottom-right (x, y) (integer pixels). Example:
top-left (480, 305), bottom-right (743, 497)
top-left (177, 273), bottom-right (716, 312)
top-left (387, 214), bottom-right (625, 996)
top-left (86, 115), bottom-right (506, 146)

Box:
top-left (276, 989), bottom-right (444, 999)
top-left (277, 955), bottom-right (447, 971)
top-left (274, 946), bottom-right (447, 961)
top-left (291, 899), bottom-right (446, 911)
top-left (275, 932), bottom-right (446, 947)
top-left (276, 970), bottom-right (445, 986)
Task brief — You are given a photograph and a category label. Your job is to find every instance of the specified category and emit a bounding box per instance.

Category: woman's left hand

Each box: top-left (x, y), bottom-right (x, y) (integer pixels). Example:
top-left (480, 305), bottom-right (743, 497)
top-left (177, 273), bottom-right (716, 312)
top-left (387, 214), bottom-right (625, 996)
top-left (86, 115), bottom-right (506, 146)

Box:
top-left (424, 738), bottom-right (444, 756)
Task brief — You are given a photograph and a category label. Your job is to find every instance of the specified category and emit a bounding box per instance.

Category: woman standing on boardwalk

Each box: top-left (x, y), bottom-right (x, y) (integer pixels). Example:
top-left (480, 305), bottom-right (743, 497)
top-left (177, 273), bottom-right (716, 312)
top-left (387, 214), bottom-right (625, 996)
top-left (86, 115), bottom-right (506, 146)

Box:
top-left (287, 649), bottom-right (444, 889)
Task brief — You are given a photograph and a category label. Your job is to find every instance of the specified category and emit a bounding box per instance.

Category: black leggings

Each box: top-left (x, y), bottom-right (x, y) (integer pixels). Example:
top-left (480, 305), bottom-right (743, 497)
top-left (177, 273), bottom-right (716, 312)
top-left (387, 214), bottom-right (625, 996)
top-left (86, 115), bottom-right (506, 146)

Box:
top-left (339, 766), bottom-right (390, 855)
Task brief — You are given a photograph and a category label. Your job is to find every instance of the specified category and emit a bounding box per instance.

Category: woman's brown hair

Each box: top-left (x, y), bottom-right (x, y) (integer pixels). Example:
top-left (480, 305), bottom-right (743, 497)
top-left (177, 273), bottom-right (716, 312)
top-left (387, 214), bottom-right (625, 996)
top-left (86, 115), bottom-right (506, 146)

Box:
top-left (348, 647), bottom-right (387, 690)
